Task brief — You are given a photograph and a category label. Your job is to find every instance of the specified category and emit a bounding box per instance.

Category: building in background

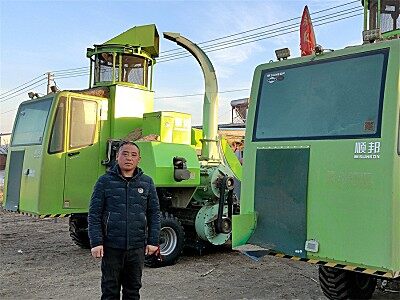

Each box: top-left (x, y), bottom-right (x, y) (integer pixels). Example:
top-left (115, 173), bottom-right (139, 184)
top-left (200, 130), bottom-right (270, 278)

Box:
top-left (0, 133), bottom-right (11, 171)
top-left (0, 133), bottom-right (11, 146)
top-left (0, 145), bottom-right (7, 170)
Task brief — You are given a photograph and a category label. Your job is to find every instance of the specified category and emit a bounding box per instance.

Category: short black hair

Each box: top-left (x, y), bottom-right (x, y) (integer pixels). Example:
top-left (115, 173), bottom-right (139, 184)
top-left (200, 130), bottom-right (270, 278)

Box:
top-left (118, 140), bottom-right (141, 154)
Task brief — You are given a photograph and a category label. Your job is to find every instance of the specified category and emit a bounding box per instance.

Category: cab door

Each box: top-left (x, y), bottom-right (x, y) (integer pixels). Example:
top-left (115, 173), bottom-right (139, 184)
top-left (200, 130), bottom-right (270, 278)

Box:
top-left (64, 96), bottom-right (100, 209)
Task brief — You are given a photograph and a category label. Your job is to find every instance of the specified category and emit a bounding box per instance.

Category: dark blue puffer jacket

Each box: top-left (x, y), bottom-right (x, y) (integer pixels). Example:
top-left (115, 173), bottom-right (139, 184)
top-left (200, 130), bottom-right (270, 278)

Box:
top-left (88, 165), bottom-right (160, 250)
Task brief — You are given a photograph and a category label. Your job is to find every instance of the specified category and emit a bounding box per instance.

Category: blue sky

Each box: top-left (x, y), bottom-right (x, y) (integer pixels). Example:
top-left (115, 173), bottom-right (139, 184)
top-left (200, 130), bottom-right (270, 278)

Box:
top-left (0, 0), bottom-right (364, 133)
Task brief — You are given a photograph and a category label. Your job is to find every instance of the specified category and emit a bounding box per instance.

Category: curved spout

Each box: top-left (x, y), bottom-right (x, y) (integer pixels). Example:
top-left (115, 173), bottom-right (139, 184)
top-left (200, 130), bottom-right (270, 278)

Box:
top-left (164, 32), bottom-right (220, 161)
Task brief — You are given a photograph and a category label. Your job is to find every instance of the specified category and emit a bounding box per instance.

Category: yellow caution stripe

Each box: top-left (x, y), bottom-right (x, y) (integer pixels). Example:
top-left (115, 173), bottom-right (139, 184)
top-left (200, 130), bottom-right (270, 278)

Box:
top-left (4, 209), bottom-right (70, 219)
top-left (38, 213), bottom-right (70, 219)
top-left (266, 250), bottom-right (399, 279)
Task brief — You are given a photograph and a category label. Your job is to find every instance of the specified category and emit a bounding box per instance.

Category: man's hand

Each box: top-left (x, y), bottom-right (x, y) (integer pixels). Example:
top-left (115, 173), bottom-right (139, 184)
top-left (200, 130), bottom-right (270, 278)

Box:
top-left (91, 245), bottom-right (104, 258)
top-left (145, 245), bottom-right (158, 256)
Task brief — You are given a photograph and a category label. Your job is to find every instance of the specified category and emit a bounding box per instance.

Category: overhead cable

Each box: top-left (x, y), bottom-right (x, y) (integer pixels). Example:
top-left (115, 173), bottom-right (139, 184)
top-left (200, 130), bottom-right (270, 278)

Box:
top-left (0, 74), bottom-right (45, 99)
top-left (161, 0), bottom-right (360, 54)
top-left (48, 0), bottom-right (360, 75)
top-left (158, 9), bottom-right (363, 62)
top-left (0, 79), bottom-right (47, 103)
top-left (1, 0), bottom-right (363, 108)
top-left (154, 88), bottom-right (249, 100)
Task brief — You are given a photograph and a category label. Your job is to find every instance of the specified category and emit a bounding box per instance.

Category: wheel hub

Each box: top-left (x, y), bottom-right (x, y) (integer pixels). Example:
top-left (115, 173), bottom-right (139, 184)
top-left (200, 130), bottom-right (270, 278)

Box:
top-left (159, 226), bottom-right (178, 256)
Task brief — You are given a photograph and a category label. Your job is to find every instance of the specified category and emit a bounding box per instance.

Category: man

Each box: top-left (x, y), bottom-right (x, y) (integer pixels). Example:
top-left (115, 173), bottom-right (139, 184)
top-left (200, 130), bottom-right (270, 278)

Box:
top-left (88, 141), bottom-right (160, 300)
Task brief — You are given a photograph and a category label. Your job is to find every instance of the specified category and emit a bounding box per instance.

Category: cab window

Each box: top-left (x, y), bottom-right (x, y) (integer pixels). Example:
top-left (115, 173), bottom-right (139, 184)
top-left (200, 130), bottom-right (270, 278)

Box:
top-left (12, 97), bottom-right (53, 146)
top-left (48, 97), bottom-right (66, 153)
top-left (254, 49), bottom-right (388, 141)
top-left (69, 98), bottom-right (98, 149)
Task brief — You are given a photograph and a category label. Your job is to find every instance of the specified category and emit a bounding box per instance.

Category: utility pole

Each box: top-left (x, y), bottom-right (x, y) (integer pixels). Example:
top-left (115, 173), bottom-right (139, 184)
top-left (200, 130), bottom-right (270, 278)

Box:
top-left (46, 72), bottom-right (54, 94)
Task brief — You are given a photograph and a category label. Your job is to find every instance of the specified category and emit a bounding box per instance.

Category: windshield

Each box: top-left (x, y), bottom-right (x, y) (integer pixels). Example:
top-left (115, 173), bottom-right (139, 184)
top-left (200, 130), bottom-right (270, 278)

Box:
top-left (253, 49), bottom-right (388, 141)
top-left (12, 97), bottom-right (53, 146)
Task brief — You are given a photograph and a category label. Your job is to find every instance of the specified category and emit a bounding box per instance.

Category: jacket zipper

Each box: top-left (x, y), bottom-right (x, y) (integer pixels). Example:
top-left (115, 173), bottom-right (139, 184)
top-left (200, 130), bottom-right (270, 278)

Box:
top-left (105, 212), bottom-right (110, 236)
top-left (126, 181), bottom-right (129, 249)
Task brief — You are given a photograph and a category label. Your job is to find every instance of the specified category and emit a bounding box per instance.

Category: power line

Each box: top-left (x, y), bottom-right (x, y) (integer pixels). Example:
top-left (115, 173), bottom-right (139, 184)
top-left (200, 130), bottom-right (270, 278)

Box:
top-left (46, 0), bottom-right (360, 75)
top-left (160, 13), bottom-right (362, 63)
top-left (0, 86), bottom-right (248, 116)
top-left (159, 5), bottom-right (361, 60)
top-left (54, 72), bottom-right (91, 80)
top-left (0, 74), bottom-right (45, 98)
top-left (0, 80), bottom-right (47, 103)
top-left (49, 8), bottom-right (362, 77)
top-left (1, 1), bottom-right (363, 104)
top-left (53, 68), bottom-right (91, 76)
top-left (158, 9), bottom-right (363, 62)
top-left (2, 8), bottom-right (361, 101)
top-left (161, 0), bottom-right (360, 55)
top-left (154, 88), bottom-right (249, 100)
top-left (51, 66), bottom-right (89, 74)
top-left (0, 82), bottom-right (46, 108)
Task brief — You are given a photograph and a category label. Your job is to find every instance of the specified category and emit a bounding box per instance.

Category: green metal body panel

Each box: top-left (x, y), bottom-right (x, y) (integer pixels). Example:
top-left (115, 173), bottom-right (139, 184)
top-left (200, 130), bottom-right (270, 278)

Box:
top-left (232, 212), bottom-right (257, 248)
top-left (143, 111), bottom-right (191, 144)
top-left (4, 92), bottom-right (107, 215)
top-left (220, 138), bottom-right (242, 181)
top-left (195, 204), bottom-right (230, 245)
top-left (4, 87), bottom-right (200, 215)
top-left (3, 96), bottom-right (53, 214)
top-left (233, 39), bottom-right (400, 274)
top-left (104, 24), bottom-right (159, 57)
top-left (136, 141), bottom-right (200, 187)
top-left (249, 148), bottom-right (309, 258)
top-left (109, 85), bottom-right (154, 139)
top-left (191, 128), bottom-right (203, 151)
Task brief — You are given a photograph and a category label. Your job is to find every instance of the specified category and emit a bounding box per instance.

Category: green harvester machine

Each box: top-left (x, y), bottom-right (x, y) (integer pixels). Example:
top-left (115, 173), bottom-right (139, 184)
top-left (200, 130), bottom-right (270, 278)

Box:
top-left (3, 24), bottom-right (242, 266)
top-left (233, 0), bottom-right (400, 299)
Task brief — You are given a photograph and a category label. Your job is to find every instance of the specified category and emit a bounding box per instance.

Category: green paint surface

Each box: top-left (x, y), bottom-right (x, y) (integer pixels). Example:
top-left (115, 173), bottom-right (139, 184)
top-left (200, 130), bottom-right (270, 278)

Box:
top-left (104, 24), bottom-right (159, 57)
top-left (234, 39), bottom-right (400, 273)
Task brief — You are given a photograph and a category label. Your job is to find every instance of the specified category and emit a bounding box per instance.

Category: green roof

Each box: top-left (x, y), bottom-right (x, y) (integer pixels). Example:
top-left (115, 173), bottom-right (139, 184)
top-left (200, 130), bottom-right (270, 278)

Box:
top-left (104, 24), bottom-right (159, 57)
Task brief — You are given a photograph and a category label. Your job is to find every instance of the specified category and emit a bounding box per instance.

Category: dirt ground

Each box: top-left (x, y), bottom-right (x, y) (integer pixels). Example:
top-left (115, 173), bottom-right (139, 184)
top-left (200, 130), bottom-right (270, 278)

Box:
top-left (0, 208), bottom-right (399, 300)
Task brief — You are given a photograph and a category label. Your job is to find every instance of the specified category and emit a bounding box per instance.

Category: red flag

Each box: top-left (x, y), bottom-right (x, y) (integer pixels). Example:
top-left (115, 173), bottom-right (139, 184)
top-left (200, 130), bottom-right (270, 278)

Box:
top-left (300, 6), bottom-right (316, 56)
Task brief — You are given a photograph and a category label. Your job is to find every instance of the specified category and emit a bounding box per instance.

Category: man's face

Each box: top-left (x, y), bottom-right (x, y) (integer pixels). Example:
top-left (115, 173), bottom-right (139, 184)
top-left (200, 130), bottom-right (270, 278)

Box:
top-left (117, 144), bottom-right (141, 173)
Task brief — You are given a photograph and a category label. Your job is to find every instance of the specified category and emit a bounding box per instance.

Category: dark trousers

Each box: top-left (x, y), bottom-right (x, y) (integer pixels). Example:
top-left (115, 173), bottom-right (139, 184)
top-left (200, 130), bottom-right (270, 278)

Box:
top-left (101, 246), bottom-right (145, 300)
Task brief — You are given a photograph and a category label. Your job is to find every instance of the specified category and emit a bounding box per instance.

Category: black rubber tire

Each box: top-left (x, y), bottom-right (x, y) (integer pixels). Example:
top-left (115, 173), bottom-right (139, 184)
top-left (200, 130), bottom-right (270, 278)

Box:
top-left (145, 211), bottom-right (185, 267)
top-left (69, 214), bottom-right (90, 249)
top-left (319, 266), bottom-right (377, 300)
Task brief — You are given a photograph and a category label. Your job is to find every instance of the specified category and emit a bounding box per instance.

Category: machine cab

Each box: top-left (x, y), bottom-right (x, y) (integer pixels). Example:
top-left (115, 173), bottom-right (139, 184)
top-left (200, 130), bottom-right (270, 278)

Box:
top-left (3, 24), bottom-right (159, 217)
top-left (4, 92), bottom-right (104, 216)
top-left (233, 0), bottom-right (400, 280)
